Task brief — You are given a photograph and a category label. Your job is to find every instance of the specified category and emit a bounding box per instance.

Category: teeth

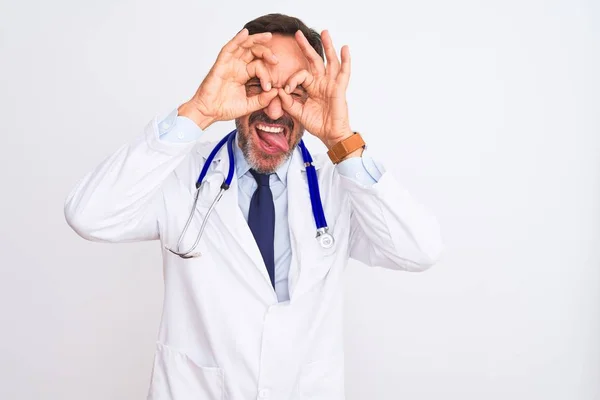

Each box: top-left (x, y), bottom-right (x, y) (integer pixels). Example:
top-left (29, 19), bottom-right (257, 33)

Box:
top-left (256, 124), bottom-right (284, 133)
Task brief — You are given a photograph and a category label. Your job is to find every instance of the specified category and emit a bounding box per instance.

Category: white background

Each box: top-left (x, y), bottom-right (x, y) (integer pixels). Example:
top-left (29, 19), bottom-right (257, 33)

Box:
top-left (1, 0), bottom-right (599, 399)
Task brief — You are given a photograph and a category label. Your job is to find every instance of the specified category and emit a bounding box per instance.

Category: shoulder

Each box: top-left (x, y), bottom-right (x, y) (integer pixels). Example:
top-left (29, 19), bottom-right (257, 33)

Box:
top-left (168, 137), bottom-right (226, 188)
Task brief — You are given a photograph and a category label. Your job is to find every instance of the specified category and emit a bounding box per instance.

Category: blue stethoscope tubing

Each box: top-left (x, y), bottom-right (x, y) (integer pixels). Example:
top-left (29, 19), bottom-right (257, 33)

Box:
top-left (166, 129), bottom-right (334, 259)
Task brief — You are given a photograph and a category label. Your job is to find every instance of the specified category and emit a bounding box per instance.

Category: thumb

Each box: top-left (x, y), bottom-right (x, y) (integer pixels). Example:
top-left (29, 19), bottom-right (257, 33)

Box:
top-left (278, 88), bottom-right (303, 119)
top-left (246, 88), bottom-right (278, 113)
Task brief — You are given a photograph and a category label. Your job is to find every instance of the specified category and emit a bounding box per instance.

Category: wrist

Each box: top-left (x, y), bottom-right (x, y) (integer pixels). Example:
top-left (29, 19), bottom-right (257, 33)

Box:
top-left (326, 131), bottom-right (366, 164)
top-left (177, 101), bottom-right (215, 130)
top-left (324, 130), bottom-right (354, 150)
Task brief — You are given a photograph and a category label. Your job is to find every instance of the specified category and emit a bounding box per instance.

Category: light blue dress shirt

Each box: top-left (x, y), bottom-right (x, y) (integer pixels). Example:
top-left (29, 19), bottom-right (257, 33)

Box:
top-left (158, 109), bottom-right (382, 302)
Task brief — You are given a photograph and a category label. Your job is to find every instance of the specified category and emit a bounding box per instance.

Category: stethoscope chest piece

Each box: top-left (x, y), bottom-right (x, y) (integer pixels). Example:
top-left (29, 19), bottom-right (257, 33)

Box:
top-left (316, 228), bottom-right (335, 249)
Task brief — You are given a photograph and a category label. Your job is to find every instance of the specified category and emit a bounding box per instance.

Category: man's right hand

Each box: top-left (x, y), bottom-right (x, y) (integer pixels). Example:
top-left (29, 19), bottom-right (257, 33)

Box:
top-left (177, 28), bottom-right (279, 130)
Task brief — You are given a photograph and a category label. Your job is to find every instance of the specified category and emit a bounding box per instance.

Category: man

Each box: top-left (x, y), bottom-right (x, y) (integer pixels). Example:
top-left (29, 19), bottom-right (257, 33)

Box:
top-left (65, 13), bottom-right (442, 400)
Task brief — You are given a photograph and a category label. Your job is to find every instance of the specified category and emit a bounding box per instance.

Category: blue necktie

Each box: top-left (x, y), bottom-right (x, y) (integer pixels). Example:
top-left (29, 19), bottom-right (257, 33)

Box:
top-left (248, 170), bottom-right (276, 288)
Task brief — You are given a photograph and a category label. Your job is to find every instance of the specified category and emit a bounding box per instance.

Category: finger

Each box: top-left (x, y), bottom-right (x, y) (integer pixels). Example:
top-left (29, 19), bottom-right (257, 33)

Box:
top-left (221, 28), bottom-right (249, 54)
top-left (278, 88), bottom-right (304, 119)
top-left (241, 44), bottom-right (278, 65)
top-left (321, 30), bottom-right (340, 77)
top-left (224, 31), bottom-right (271, 59)
top-left (246, 59), bottom-right (272, 91)
top-left (337, 45), bottom-right (351, 88)
top-left (240, 32), bottom-right (273, 48)
top-left (233, 32), bottom-right (273, 58)
top-left (246, 88), bottom-right (278, 113)
top-left (284, 69), bottom-right (314, 94)
top-left (295, 30), bottom-right (326, 76)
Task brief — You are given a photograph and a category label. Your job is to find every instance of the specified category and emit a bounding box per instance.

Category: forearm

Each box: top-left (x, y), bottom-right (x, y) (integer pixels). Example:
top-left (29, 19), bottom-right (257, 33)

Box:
top-left (341, 159), bottom-right (443, 271)
top-left (64, 112), bottom-right (203, 242)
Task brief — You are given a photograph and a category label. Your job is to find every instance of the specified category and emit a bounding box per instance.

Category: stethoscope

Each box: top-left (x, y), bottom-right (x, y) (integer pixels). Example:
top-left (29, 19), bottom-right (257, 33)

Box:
top-left (165, 129), bottom-right (334, 259)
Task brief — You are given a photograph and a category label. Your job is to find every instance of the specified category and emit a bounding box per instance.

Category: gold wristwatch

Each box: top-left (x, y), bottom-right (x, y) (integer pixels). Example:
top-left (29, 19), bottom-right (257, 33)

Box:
top-left (327, 132), bottom-right (366, 164)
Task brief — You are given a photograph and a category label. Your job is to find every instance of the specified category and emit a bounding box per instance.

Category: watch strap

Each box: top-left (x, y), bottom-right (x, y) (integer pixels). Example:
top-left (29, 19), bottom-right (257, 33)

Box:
top-left (327, 133), bottom-right (366, 164)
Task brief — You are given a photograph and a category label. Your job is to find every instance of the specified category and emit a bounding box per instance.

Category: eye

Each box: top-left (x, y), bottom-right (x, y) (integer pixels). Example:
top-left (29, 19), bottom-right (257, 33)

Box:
top-left (292, 90), bottom-right (308, 102)
top-left (292, 86), bottom-right (308, 99)
top-left (245, 83), bottom-right (263, 94)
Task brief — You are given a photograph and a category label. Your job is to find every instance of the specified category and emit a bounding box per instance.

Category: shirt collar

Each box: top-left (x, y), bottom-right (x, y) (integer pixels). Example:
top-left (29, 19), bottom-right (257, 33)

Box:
top-left (234, 133), bottom-right (292, 186)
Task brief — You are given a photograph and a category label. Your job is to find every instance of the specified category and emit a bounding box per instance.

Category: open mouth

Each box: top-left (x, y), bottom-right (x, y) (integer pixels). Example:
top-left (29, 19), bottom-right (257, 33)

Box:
top-left (252, 122), bottom-right (290, 154)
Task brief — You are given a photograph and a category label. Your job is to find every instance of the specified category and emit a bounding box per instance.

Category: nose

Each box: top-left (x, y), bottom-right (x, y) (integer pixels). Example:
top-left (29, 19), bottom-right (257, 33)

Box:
top-left (264, 96), bottom-right (284, 121)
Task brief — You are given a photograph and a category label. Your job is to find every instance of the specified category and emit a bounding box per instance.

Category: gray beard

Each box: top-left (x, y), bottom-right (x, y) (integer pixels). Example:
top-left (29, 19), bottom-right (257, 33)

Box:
top-left (235, 120), bottom-right (302, 174)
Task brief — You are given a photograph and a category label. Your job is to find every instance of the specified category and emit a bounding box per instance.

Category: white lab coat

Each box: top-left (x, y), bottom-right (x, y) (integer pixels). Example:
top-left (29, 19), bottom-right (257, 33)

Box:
top-left (64, 116), bottom-right (442, 400)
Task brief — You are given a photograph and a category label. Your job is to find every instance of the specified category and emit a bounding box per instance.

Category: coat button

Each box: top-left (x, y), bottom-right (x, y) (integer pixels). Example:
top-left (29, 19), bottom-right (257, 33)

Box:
top-left (258, 388), bottom-right (270, 399)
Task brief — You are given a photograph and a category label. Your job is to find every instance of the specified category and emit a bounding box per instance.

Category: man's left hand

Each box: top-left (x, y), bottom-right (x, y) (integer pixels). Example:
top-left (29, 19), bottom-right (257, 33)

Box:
top-left (278, 30), bottom-right (353, 150)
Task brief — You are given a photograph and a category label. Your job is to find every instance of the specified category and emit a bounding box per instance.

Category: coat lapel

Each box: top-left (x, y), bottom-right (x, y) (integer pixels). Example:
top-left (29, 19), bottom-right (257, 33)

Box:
top-left (286, 146), bottom-right (335, 301)
top-left (196, 141), bottom-right (276, 299)
top-left (195, 137), bottom-right (333, 302)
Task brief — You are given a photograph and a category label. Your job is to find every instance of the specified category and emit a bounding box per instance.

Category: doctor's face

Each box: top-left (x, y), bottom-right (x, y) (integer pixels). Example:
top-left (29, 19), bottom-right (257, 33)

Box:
top-left (236, 34), bottom-right (310, 174)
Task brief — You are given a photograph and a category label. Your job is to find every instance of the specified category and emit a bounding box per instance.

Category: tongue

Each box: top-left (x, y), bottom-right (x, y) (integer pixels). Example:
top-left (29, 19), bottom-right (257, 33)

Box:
top-left (256, 128), bottom-right (289, 152)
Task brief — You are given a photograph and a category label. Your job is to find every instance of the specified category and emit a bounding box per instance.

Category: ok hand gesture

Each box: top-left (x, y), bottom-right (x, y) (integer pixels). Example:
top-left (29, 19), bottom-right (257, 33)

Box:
top-left (278, 30), bottom-right (353, 149)
top-left (179, 29), bottom-right (279, 129)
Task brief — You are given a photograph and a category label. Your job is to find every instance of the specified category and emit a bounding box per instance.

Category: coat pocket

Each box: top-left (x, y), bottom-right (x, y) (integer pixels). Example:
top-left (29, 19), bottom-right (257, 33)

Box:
top-left (298, 354), bottom-right (345, 400)
top-left (148, 342), bottom-right (224, 400)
